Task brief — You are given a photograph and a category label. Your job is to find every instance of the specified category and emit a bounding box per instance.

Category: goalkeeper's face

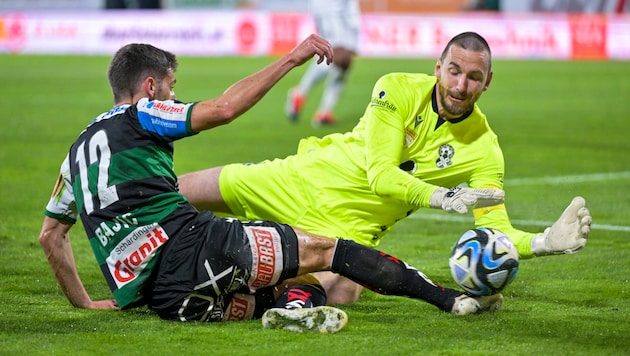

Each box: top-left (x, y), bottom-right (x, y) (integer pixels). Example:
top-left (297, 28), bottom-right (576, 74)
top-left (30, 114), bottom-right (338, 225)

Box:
top-left (434, 45), bottom-right (492, 120)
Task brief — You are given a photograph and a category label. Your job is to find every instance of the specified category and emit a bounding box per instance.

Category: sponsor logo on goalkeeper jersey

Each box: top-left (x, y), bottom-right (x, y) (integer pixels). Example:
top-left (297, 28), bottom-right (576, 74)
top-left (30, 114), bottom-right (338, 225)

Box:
top-left (370, 90), bottom-right (397, 112)
top-left (107, 223), bottom-right (169, 288)
top-left (245, 226), bottom-right (283, 289)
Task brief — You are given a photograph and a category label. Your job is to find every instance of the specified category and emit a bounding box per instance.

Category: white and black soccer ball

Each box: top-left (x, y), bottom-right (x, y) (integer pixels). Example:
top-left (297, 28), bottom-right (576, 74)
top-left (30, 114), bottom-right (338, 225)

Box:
top-left (449, 227), bottom-right (519, 296)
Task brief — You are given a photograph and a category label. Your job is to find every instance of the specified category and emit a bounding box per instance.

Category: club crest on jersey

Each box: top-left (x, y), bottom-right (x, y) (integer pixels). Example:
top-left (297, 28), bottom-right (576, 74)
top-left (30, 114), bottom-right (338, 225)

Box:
top-left (436, 144), bottom-right (454, 169)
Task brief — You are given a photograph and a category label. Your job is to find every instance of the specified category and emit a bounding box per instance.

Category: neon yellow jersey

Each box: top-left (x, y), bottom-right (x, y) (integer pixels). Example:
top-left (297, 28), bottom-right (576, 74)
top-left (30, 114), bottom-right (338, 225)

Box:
top-left (220, 73), bottom-right (536, 257)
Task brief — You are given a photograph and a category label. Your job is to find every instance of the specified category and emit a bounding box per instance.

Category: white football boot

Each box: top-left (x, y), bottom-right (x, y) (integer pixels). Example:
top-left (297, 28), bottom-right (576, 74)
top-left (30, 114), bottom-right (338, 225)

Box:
top-left (262, 306), bottom-right (348, 333)
top-left (450, 294), bottom-right (504, 316)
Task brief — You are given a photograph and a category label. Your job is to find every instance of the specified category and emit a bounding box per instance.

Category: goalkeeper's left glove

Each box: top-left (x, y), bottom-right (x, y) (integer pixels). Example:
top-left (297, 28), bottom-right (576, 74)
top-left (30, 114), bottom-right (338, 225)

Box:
top-left (531, 196), bottom-right (592, 256)
top-left (429, 187), bottom-right (505, 214)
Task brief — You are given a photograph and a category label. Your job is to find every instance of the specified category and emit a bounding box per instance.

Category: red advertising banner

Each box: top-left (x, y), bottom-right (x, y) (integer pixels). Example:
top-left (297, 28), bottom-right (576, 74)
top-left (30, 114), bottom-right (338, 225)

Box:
top-left (236, 15), bottom-right (258, 55)
top-left (0, 13), bottom-right (26, 53)
top-left (569, 15), bottom-right (608, 59)
top-left (270, 13), bottom-right (304, 56)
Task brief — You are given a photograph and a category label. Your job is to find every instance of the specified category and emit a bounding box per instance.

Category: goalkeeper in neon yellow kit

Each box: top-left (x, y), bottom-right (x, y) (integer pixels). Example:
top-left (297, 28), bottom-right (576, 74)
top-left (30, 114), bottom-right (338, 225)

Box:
top-left (179, 32), bottom-right (592, 304)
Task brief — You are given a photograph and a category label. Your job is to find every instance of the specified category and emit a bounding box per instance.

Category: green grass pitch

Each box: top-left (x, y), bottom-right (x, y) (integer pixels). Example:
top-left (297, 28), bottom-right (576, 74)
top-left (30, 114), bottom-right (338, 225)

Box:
top-left (0, 53), bottom-right (628, 355)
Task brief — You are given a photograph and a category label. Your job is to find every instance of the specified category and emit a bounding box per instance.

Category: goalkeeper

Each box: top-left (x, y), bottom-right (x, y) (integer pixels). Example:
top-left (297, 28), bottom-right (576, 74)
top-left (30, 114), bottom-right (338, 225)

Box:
top-left (179, 32), bottom-right (592, 304)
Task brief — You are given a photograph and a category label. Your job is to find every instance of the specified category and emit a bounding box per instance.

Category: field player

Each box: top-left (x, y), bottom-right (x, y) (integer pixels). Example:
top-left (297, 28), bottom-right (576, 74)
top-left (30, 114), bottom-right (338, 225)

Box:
top-left (285, 0), bottom-right (361, 125)
top-left (38, 35), bottom-right (503, 334)
top-left (179, 32), bottom-right (593, 304)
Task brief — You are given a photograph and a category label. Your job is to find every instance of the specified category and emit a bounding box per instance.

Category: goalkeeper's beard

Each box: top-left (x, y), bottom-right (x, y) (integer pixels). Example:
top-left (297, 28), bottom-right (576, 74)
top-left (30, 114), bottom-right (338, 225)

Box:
top-left (437, 82), bottom-right (478, 118)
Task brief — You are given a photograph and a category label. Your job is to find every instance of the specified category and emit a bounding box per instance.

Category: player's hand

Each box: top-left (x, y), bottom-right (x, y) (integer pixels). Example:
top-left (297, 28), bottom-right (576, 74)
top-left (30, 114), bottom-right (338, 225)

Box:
top-left (531, 196), bottom-right (592, 256)
top-left (86, 299), bottom-right (119, 310)
top-left (429, 187), bottom-right (505, 214)
top-left (288, 34), bottom-right (334, 66)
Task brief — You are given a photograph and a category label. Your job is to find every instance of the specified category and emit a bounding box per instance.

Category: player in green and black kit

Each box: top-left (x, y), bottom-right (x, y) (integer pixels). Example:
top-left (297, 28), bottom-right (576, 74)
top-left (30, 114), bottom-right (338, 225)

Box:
top-left (179, 32), bottom-right (593, 305)
top-left (39, 34), bottom-right (504, 333)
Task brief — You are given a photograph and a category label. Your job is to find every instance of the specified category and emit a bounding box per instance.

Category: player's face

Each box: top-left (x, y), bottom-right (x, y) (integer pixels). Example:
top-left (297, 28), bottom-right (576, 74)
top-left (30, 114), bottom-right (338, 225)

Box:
top-left (434, 45), bottom-right (492, 120)
top-left (154, 69), bottom-right (177, 101)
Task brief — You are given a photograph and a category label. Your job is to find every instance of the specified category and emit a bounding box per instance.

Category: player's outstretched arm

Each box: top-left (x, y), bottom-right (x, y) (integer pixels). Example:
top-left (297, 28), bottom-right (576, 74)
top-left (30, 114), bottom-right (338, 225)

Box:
top-left (38, 217), bottom-right (119, 310)
top-left (530, 196), bottom-right (592, 256)
top-left (430, 187), bottom-right (505, 214)
top-left (190, 34), bottom-right (333, 132)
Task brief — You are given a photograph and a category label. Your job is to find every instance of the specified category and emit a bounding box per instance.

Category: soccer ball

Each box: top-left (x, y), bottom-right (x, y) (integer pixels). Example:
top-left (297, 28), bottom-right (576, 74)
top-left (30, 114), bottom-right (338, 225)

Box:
top-left (449, 227), bottom-right (519, 296)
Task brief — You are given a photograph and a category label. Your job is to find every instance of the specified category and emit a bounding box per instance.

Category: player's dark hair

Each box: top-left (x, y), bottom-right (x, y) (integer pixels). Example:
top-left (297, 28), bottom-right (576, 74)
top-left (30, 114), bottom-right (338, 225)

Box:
top-left (107, 43), bottom-right (178, 103)
top-left (440, 32), bottom-right (492, 71)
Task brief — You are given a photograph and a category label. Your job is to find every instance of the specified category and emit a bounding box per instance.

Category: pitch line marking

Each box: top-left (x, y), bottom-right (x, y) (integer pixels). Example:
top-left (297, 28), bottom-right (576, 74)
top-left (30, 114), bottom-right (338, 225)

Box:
top-left (504, 171), bottom-right (630, 186)
top-left (408, 213), bottom-right (630, 232)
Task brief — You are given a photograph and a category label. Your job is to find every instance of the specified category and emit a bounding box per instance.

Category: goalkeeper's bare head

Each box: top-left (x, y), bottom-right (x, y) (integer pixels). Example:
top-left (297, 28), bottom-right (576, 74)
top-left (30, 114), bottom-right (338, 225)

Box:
top-left (434, 32), bottom-right (493, 120)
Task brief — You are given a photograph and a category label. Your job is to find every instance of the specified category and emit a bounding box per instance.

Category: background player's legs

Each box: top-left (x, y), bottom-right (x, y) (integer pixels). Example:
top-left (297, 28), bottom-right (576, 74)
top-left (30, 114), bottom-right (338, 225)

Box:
top-left (285, 61), bottom-right (330, 121)
top-left (298, 61), bottom-right (330, 97)
top-left (313, 47), bottom-right (354, 126)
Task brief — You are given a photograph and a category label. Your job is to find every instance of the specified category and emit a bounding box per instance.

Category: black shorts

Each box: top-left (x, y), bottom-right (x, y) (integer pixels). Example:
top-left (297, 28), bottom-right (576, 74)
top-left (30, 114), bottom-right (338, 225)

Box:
top-left (147, 211), bottom-right (299, 322)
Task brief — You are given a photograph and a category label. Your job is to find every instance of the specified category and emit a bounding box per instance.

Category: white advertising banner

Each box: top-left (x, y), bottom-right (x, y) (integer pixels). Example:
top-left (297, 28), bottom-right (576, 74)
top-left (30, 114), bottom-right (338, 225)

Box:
top-left (608, 15), bottom-right (630, 58)
top-left (500, 0), bottom-right (628, 13)
top-left (0, 10), bottom-right (628, 60)
top-left (0, 10), bottom-right (274, 55)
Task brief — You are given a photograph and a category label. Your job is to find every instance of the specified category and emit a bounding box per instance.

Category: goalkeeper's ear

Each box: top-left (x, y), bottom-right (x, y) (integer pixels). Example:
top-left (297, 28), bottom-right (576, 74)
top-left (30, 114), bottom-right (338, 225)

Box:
top-left (482, 71), bottom-right (493, 92)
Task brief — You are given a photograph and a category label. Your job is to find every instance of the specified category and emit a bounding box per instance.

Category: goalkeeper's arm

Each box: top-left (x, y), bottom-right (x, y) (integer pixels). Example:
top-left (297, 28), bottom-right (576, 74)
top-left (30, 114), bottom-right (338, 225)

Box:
top-left (429, 187), bottom-right (505, 214)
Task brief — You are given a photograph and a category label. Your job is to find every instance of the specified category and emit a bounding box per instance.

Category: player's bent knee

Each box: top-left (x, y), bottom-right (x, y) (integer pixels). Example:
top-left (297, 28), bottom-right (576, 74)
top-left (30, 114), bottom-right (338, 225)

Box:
top-left (293, 228), bottom-right (336, 274)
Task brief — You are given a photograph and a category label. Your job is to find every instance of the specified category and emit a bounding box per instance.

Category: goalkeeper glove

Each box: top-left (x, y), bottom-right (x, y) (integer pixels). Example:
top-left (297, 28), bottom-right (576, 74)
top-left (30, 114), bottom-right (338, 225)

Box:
top-left (429, 187), bottom-right (505, 214)
top-left (531, 196), bottom-right (592, 256)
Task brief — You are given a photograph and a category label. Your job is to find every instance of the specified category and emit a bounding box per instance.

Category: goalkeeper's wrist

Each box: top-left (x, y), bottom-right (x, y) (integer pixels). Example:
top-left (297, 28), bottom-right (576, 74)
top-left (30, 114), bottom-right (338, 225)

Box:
top-left (429, 187), bottom-right (449, 209)
top-left (530, 229), bottom-right (552, 256)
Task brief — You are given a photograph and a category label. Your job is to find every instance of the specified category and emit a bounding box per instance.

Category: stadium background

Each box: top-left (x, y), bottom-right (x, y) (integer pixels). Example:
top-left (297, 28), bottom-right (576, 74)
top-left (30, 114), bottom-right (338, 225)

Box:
top-left (1, 1), bottom-right (629, 355)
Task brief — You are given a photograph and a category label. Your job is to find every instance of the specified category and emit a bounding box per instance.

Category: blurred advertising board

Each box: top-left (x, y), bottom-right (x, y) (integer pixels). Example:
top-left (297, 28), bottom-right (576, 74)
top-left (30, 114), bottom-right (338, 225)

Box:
top-left (500, 0), bottom-right (628, 13)
top-left (0, 10), bottom-right (628, 60)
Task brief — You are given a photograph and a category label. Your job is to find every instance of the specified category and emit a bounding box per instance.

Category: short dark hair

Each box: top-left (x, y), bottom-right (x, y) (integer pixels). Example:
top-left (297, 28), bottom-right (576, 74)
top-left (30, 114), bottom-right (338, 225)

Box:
top-left (440, 32), bottom-right (492, 71)
top-left (107, 43), bottom-right (178, 102)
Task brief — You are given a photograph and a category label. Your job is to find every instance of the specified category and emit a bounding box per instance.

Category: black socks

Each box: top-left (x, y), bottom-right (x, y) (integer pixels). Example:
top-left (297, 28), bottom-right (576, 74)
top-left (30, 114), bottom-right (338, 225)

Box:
top-left (330, 239), bottom-right (461, 311)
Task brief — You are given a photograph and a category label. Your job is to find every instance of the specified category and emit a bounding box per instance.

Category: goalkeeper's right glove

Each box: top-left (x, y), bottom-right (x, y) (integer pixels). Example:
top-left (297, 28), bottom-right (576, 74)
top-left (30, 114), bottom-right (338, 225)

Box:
top-left (429, 187), bottom-right (505, 214)
top-left (531, 196), bottom-right (592, 256)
